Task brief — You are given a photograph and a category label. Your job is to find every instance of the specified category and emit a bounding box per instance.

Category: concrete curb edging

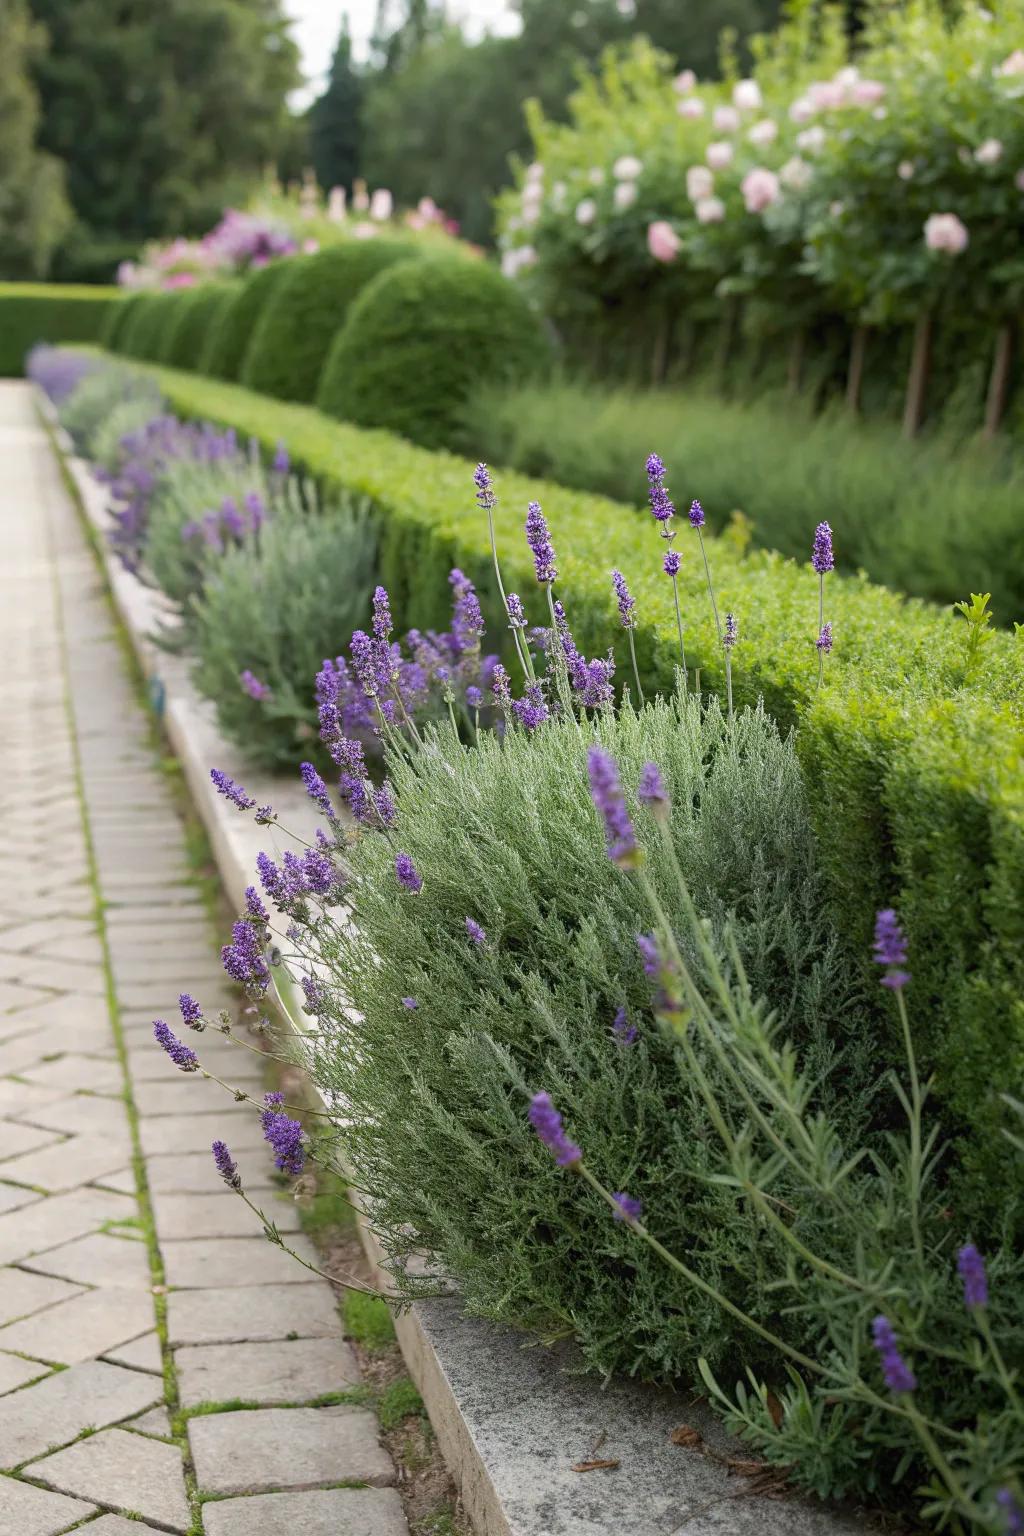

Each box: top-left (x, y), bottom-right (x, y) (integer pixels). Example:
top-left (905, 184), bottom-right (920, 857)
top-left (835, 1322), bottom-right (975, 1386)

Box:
top-left (39, 392), bottom-right (873, 1536)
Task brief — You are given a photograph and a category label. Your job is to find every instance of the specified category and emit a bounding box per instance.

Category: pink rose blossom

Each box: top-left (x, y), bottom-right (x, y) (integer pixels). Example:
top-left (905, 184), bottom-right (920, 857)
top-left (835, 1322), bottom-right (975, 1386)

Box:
top-left (975, 138), bottom-right (1003, 166)
top-left (733, 79), bottom-right (763, 111)
top-left (674, 69), bottom-right (697, 93)
top-left (686, 165), bottom-right (714, 201)
top-left (741, 167), bottom-right (780, 213)
top-left (779, 156), bottom-right (813, 191)
top-left (713, 105), bottom-right (741, 133)
top-left (797, 126), bottom-right (827, 154)
top-left (613, 155), bottom-right (644, 181)
top-left (706, 141), bottom-right (734, 170)
top-left (924, 212), bottom-right (969, 254)
top-left (575, 199), bottom-right (597, 226)
top-left (996, 49), bottom-right (1024, 76)
top-left (898, 160), bottom-right (915, 180)
top-left (695, 196), bottom-right (725, 224)
top-left (809, 80), bottom-right (845, 112)
top-left (370, 188), bottom-right (393, 220)
top-left (647, 220), bottom-right (681, 262)
top-left (614, 182), bottom-right (638, 211)
top-left (302, 238), bottom-right (320, 255)
top-left (851, 79), bottom-right (886, 106)
top-left (789, 96), bottom-right (814, 123)
top-left (678, 97), bottom-right (706, 119)
top-left (748, 118), bottom-right (778, 147)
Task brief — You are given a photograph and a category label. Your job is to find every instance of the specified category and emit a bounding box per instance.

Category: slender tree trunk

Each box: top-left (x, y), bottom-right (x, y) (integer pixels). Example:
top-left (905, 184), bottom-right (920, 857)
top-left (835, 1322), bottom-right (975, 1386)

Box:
top-left (902, 311), bottom-right (932, 439)
top-left (982, 322), bottom-right (1014, 440)
top-left (787, 327), bottom-right (806, 395)
top-left (846, 324), bottom-right (868, 413)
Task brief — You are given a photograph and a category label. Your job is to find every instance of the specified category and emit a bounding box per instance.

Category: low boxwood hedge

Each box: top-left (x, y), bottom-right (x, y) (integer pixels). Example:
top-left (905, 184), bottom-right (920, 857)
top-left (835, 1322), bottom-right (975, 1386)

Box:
top-left (316, 254), bottom-right (550, 450)
top-left (0, 283), bottom-right (117, 376)
top-left (242, 241), bottom-right (421, 405)
top-left (99, 357), bottom-right (1024, 1222)
top-left (159, 283), bottom-right (239, 371)
top-left (199, 259), bottom-right (295, 381)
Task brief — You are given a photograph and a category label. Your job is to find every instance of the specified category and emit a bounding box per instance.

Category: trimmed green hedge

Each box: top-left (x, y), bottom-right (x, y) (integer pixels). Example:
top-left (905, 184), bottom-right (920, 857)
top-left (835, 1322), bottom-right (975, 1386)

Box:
top-left (199, 260), bottom-right (295, 382)
top-left (118, 291), bottom-right (184, 361)
top-left (0, 284), bottom-right (117, 376)
top-left (242, 241), bottom-right (420, 404)
top-left (317, 254), bottom-right (550, 450)
top-left (108, 358), bottom-right (1024, 1224)
top-left (159, 283), bottom-right (239, 371)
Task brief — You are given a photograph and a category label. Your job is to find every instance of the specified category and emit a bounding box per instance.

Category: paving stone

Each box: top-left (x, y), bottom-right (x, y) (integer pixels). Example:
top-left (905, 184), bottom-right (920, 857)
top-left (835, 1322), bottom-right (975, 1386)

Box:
top-left (0, 1475), bottom-right (96, 1536)
top-left (0, 1359), bottom-right (161, 1467)
top-left (201, 1487), bottom-right (409, 1536)
top-left (167, 1281), bottom-right (338, 1346)
top-left (77, 1519), bottom-right (166, 1536)
top-left (27, 1427), bottom-right (190, 1532)
top-left (0, 1082), bottom-right (67, 1118)
top-left (151, 1191), bottom-right (301, 1241)
top-left (0, 1188), bottom-right (135, 1265)
top-left (92, 1168), bottom-right (137, 1196)
top-left (103, 1330), bottom-right (163, 1376)
top-left (8, 995), bottom-right (110, 1034)
top-left (0, 1184), bottom-right (42, 1216)
top-left (1, 1133), bottom-right (133, 1193)
top-left (146, 1152), bottom-right (273, 1195)
top-left (176, 1335), bottom-right (360, 1408)
top-left (163, 1234), bottom-right (319, 1289)
top-left (0, 1350), bottom-right (50, 1395)
top-left (22, 1232), bottom-right (152, 1290)
top-left (138, 1111), bottom-right (267, 1157)
top-left (133, 1076), bottom-right (263, 1117)
top-left (0, 1123), bottom-right (62, 1159)
top-left (14, 1095), bottom-right (132, 1138)
top-left (20, 1056), bottom-right (123, 1097)
top-left (189, 1406), bottom-right (395, 1495)
top-left (0, 1267), bottom-right (83, 1326)
top-left (124, 1403), bottom-right (172, 1438)
top-left (0, 1286), bottom-right (156, 1366)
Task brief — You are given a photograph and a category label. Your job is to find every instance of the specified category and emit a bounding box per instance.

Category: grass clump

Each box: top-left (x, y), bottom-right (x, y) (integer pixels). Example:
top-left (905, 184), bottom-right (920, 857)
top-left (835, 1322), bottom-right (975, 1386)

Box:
top-left (199, 259), bottom-right (295, 381)
top-left (343, 1289), bottom-right (396, 1351)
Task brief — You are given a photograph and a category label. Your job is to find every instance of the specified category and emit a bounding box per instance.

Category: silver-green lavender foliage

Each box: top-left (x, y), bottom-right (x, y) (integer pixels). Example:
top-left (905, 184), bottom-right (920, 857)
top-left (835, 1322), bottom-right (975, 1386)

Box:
top-left (90, 397), bottom-right (167, 476)
top-left (192, 496), bottom-right (378, 772)
top-left (142, 449), bottom-right (270, 612)
top-left (303, 693), bottom-right (872, 1381)
top-left (58, 364), bottom-right (161, 454)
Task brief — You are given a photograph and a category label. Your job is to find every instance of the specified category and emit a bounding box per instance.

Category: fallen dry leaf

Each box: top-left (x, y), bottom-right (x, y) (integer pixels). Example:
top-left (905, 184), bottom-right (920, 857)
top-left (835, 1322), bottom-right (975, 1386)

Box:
top-left (766, 1390), bottom-right (784, 1428)
top-left (571, 1459), bottom-right (621, 1473)
top-left (670, 1425), bottom-right (704, 1448)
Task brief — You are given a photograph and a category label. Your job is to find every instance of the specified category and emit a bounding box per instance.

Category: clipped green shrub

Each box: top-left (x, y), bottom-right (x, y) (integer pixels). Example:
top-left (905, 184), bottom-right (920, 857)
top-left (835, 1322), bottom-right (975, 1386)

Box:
top-left (120, 291), bottom-right (183, 361)
top-left (111, 364), bottom-right (1024, 1215)
top-left (191, 497), bottom-right (378, 771)
top-left (0, 283), bottom-right (117, 376)
top-left (316, 254), bottom-right (549, 449)
top-left (106, 293), bottom-right (147, 355)
top-left (98, 295), bottom-right (135, 352)
top-left (199, 259), bottom-right (295, 381)
top-left (242, 242), bottom-right (420, 405)
top-left (159, 282), bottom-right (239, 371)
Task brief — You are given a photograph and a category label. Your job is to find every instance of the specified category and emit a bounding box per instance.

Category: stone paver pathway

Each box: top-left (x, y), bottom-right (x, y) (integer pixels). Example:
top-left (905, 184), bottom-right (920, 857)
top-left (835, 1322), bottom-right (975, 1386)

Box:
top-left (0, 382), bottom-right (408, 1535)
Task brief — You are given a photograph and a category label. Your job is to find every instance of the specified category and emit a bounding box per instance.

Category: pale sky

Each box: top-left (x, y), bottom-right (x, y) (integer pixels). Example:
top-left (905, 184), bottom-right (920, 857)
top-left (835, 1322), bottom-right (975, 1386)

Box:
top-left (283, 1), bottom-right (521, 104)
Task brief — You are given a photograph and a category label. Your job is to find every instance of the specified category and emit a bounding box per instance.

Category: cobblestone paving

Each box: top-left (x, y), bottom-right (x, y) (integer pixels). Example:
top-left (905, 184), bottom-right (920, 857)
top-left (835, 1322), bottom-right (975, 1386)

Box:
top-left (0, 383), bottom-right (408, 1535)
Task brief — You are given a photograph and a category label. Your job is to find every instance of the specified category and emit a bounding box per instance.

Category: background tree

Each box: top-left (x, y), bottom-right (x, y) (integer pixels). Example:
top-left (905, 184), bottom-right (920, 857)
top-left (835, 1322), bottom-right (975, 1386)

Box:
top-left (28, 0), bottom-right (301, 256)
top-left (310, 17), bottom-right (363, 194)
top-left (0, 0), bottom-right (72, 279)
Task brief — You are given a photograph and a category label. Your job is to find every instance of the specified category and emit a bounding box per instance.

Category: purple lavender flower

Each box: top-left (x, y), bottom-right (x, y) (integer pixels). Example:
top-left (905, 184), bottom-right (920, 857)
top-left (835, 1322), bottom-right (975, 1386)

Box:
top-left (663, 550), bottom-right (681, 577)
top-left (466, 685), bottom-right (482, 709)
top-left (402, 997), bottom-right (418, 1010)
top-left (474, 462), bottom-right (496, 511)
top-left (221, 920), bottom-right (270, 996)
top-left (873, 909), bottom-right (911, 990)
top-left (153, 1019), bottom-right (199, 1072)
top-left (300, 974), bottom-right (324, 1015)
top-left (373, 781), bottom-right (398, 828)
top-left (816, 622), bottom-right (833, 653)
top-left (450, 569), bottom-right (485, 649)
top-left (723, 613), bottom-right (738, 649)
top-left (612, 1006), bottom-right (638, 1046)
top-left (587, 746), bottom-right (638, 867)
top-left (528, 1092), bottom-right (582, 1166)
top-left (637, 762), bottom-right (669, 814)
top-left (957, 1244), bottom-right (988, 1308)
top-left (260, 1093), bottom-right (306, 1177)
top-left (245, 886), bottom-right (269, 924)
top-left (372, 586), bottom-right (393, 643)
top-left (181, 519), bottom-right (201, 542)
top-left (465, 917), bottom-right (486, 946)
top-left (300, 761), bottom-right (335, 819)
top-left (492, 664), bottom-right (512, 711)
top-left (506, 592), bottom-right (527, 629)
top-left (636, 934), bottom-right (659, 977)
top-left (179, 994), bottom-right (203, 1031)
top-left (512, 683), bottom-right (549, 731)
top-left (240, 669), bottom-right (272, 702)
top-left (689, 500), bottom-right (705, 529)
top-left (612, 1192), bottom-right (642, 1222)
top-left (871, 1315), bottom-right (917, 1393)
top-left (997, 1492), bottom-right (1023, 1535)
top-left (212, 1140), bottom-right (241, 1189)
top-left (395, 853), bottom-right (422, 893)
top-left (612, 570), bottom-right (637, 629)
top-left (812, 521), bottom-right (835, 574)
top-left (210, 769), bottom-right (255, 811)
top-left (646, 454), bottom-right (675, 526)
top-left (525, 501), bottom-right (557, 584)
top-left (350, 630), bottom-right (386, 699)
top-left (221, 497), bottom-right (245, 539)
top-left (257, 851), bottom-right (288, 906)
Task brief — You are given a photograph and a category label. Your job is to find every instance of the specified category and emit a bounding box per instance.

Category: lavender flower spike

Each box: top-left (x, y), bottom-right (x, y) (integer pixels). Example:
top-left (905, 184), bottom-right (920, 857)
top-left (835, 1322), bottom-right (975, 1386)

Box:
top-left (260, 1093), bottom-right (306, 1177)
top-left (153, 1019), bottom-right (199, 1072)
top-left (812, 521), bottom-right (835, 574)
top-left (465, 917), bottom-right (486, 946)
top-left (646, 453), bottom-right (675, 528)
top-left (612, 1192), bottom-right (643, 1223)
top-left (473, 462), bottom-right (496, 511)
top-left (395, 853), bottom-right (423, 893)
top-left (210, 768), bottom-right (255, 811)
top-left (873, 909), bottom-right (911, 990)
top-left (506, 592), bottom-right (527, 629)
top-left (212, 1140), bottom-right (241, 1189)
top-left (638, 762), bottom-right (669, 817)
top-left (816, 622), bottom-right (833, 653)
top-left (689, 499), bottom-right (705, 529)
top-left (612, 570), bottom-right (636, 629)
top-left (723, 613), bottom-right (738, 649)
top-left (871, 1315), bottom-right (917, 1394)
top-left (525, 501), bottom-right (557, 585)
top-left (587, 745), bottom-right (639, 868)
top-left (957, 1243), bottom-right (988, 1308)
top-left (528, 1092), bottom-right (582, 1167)
top-left (996, 1491), bottom-right (1024, 1536)
top-left (179, 993), bottom-right (204, 1031)
top-left (663, 549), bottom-right (681, 577)
top-left (612, 1006), bottom-right (638, 1046)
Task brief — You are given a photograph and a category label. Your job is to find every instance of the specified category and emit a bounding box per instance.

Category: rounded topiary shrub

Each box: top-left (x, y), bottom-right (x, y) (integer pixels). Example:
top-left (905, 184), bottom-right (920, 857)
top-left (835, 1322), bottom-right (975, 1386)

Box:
top-left (241, 241), bottom-right (420, 404)
top-left (99, 296), bottom-right (135, 351)
top-left (107, 293), bottom-right (148, 355)
top-left (159, 282), bottom-right (239, 371)
top-left (120, 292), bottom-right (182, 361)
top-left (316, 254), bottom-right (550, 449)
top-left (199, 259), bottom-right (295, 381)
